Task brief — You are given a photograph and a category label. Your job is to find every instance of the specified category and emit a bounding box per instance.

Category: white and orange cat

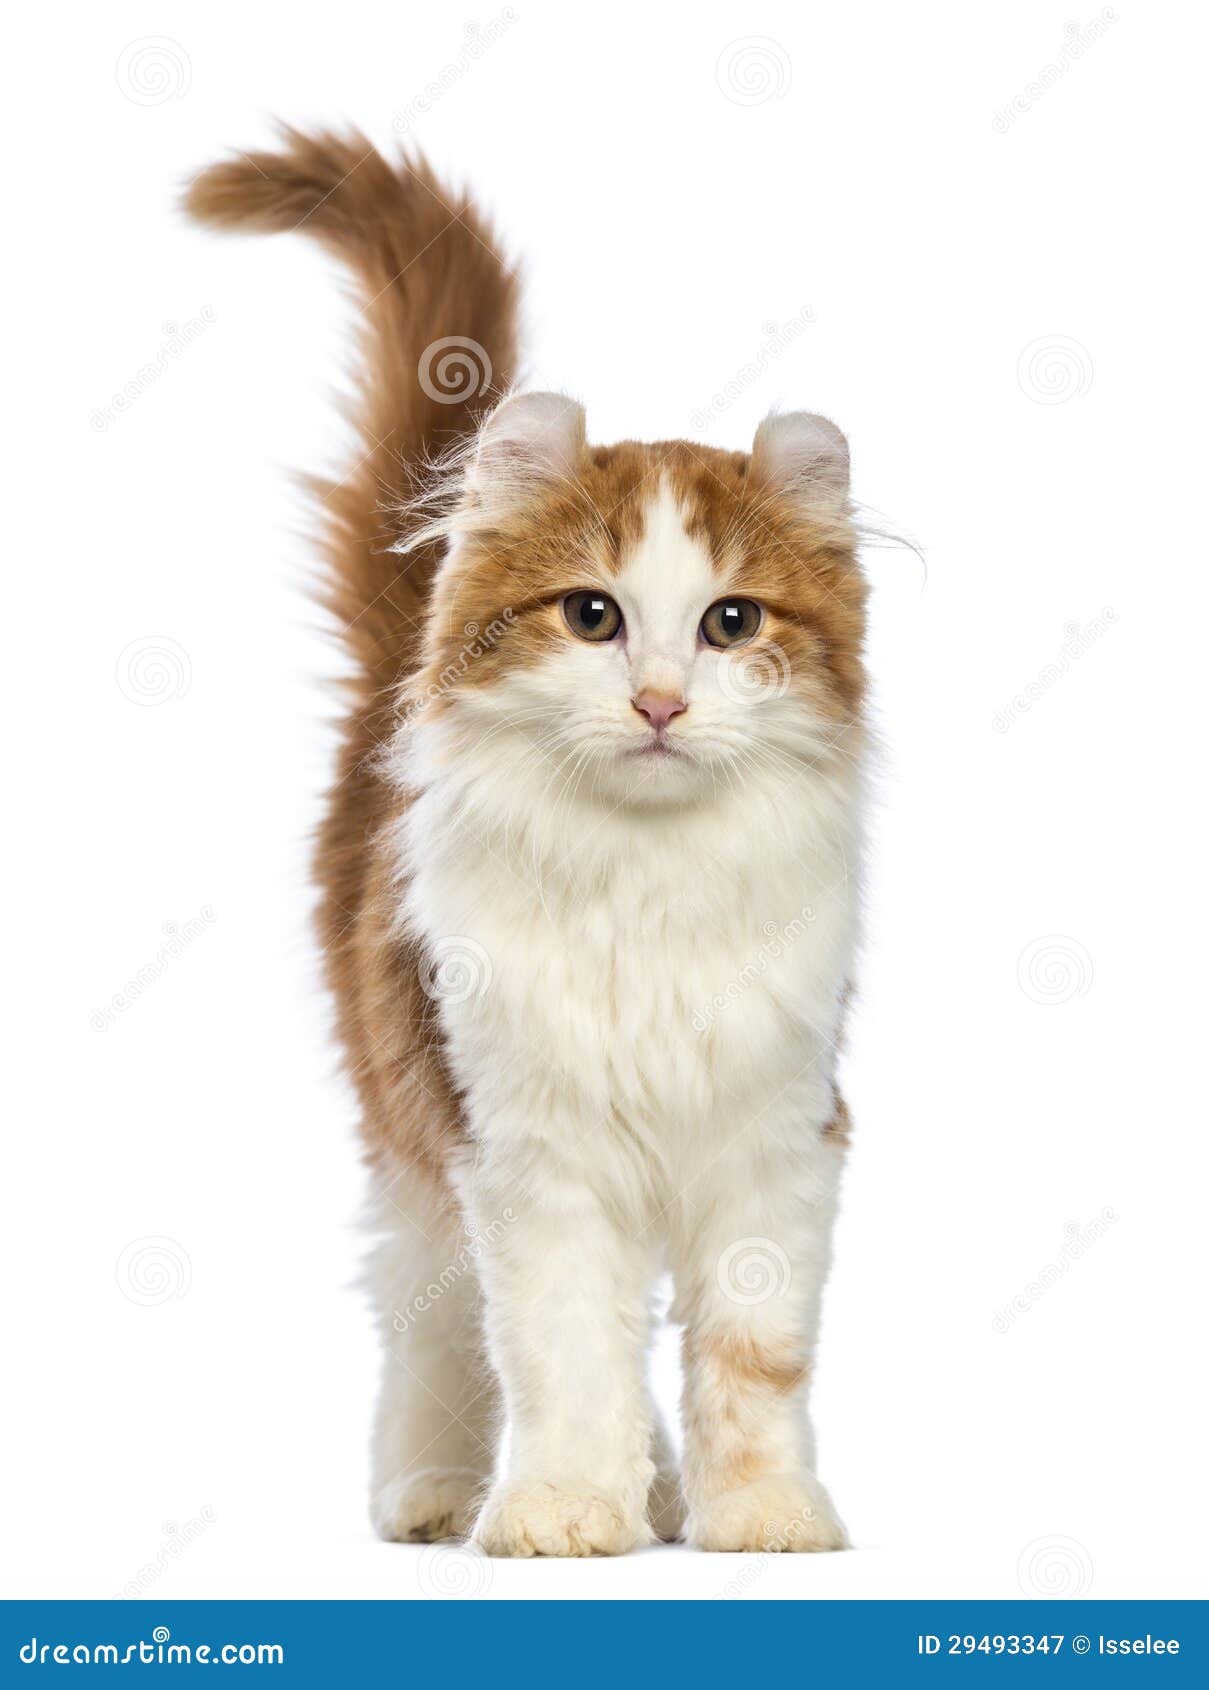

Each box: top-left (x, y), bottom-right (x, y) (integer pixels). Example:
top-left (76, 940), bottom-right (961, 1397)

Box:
top-left (188, 128), bottom-right (867, 1557)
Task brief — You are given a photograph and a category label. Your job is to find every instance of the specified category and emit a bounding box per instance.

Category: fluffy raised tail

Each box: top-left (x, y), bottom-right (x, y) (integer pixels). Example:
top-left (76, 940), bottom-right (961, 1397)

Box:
top-left (184, 126), bottom-right (519, 693)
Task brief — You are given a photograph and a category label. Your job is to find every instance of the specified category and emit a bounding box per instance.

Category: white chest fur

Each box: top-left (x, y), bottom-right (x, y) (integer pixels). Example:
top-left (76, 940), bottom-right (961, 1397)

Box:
top-left (394, 723), bottom-right (861, 1208)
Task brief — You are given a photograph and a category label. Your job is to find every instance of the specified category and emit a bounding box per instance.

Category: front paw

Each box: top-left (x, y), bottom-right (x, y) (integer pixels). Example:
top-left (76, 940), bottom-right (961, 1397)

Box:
top-left (372, 1467), bottom-right (483, 1543)
top-left (688, 1473), bottom-right (847, 1553)
top-left (474, 1480), bottom-right (651, 1557)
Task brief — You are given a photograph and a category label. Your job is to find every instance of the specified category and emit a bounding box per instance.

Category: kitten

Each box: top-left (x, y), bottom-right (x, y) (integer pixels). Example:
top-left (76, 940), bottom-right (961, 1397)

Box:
top-left (187, 128), bottom-right (867, 1557)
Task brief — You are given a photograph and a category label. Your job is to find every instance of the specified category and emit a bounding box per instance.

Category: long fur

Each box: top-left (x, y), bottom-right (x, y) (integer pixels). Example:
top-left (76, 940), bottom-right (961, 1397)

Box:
top-left (187, 128), bottom-right (868, 1558)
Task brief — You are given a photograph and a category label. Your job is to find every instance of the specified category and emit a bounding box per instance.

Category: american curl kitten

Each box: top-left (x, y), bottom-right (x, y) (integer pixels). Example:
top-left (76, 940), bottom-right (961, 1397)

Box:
top-left (187, 129), bottom-right (868, 1557)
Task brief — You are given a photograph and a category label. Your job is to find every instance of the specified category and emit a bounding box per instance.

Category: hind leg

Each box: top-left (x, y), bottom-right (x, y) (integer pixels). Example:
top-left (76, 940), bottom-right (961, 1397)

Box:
top-left (367, 1185), bottom-right (499, 1542)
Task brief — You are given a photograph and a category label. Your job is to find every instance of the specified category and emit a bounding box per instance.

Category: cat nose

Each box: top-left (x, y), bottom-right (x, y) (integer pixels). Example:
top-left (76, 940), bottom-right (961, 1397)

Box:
top-left (632, 689), bottom-right (687, 731)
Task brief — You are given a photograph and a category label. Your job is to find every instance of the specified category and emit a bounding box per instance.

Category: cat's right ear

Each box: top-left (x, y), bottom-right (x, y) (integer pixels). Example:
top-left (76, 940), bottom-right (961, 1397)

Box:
top-left (468, 391), bottom-right (586, 502)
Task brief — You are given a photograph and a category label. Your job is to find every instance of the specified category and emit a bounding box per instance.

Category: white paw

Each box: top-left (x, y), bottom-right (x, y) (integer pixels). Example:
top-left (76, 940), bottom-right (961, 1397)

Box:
top-left (474, 1480), bottom-right (651, 1558)
top-left (688, 1472), bottom-right (847, 1553)
top-left (372, 1466), bottom-right (483, 1543)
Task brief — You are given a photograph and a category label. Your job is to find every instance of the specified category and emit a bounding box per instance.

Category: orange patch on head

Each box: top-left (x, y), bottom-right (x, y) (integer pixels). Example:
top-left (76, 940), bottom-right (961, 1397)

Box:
top-left (409, 429), bottom-right (867, 726)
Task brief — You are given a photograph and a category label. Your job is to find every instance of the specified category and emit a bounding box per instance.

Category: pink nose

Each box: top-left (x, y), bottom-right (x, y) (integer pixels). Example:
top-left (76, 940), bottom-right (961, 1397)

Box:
top-left (632, 689), bottom-right (687, 731)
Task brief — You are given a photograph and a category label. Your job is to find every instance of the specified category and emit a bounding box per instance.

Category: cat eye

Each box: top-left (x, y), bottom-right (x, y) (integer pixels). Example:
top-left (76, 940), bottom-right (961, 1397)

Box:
top-left (562, 590), bottom-right (623, 643)
top-left (700, 598), bottom-right (762, 648)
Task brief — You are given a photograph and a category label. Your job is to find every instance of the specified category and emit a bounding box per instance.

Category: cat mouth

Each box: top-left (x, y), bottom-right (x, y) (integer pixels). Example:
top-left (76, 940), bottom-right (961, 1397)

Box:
top-left (629, 736), bottom-right (683, 759)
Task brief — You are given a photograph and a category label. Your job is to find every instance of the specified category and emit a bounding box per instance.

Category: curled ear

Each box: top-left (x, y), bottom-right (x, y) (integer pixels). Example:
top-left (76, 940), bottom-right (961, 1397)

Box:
top-left (468, 391), bottom-right (586, 500)
top-left (750, 411), bottom-right (849, 505)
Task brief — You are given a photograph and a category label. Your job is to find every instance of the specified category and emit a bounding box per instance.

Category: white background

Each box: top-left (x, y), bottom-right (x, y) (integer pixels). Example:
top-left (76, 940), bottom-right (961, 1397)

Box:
top-left (4, 0), bottom-right (1207, 1604)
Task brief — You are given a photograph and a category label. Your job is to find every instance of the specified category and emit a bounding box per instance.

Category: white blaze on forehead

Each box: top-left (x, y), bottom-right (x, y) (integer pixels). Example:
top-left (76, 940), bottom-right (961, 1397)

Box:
top-left (613, 480), bottom-right (719, 695)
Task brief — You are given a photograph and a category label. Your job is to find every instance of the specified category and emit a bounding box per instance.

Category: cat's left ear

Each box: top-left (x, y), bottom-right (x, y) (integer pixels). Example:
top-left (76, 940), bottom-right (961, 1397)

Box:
top-left (750, 412), bottom-right (849, 506)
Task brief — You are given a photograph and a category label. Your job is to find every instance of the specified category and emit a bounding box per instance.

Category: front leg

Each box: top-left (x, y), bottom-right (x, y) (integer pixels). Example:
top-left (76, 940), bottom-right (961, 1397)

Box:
top-left (462, 1146), bottom-right (656, 1557)
top-left (671, 1105), bottom-right (849, 1552)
